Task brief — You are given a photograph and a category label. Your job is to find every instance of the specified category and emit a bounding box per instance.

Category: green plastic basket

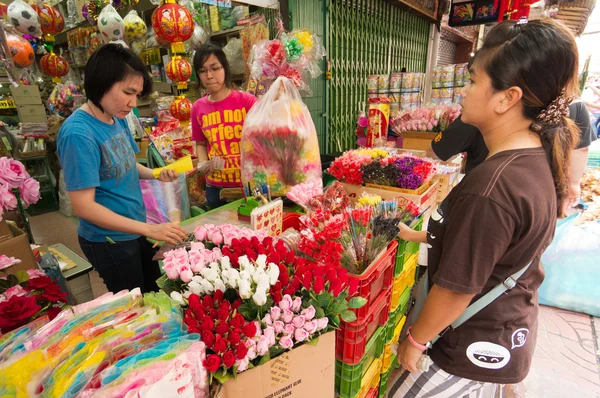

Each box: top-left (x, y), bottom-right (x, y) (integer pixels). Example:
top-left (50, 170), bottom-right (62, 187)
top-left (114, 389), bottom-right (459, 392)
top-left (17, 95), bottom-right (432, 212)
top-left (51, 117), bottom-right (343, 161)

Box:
top-left (335, 326), bottom-right (386, 398)
top-left (378, 354), bottom-right (398, 398)
top-left (399, 286), bottom-right (412, 316)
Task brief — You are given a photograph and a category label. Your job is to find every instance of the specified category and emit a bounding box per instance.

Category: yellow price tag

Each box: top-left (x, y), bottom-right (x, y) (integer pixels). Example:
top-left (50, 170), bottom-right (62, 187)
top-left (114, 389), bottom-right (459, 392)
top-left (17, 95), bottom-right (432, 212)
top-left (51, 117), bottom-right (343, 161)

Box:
top-left (0, 99), bottom-right (16, 109)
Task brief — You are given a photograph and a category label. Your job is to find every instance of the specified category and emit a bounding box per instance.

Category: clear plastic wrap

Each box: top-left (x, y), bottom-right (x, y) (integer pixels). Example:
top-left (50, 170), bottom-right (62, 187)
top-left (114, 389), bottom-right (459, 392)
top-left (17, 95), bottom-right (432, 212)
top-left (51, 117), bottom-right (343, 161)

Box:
top-left (47, 81), bottom-right (84, 117)
top-left (140, 174), bottom-right (191, 224)
top-left (97, 4), bottom-right (123, 42)
top-left (241, 76), bottom-right (322, 196)
top-left (223, 37), bottom-right (244, 75)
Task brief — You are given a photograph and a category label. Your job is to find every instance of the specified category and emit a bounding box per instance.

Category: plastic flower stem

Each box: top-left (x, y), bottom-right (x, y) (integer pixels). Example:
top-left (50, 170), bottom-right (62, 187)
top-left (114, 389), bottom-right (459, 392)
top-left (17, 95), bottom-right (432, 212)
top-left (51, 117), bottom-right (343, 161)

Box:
top-left (12, 188), bottom-right (34, 243)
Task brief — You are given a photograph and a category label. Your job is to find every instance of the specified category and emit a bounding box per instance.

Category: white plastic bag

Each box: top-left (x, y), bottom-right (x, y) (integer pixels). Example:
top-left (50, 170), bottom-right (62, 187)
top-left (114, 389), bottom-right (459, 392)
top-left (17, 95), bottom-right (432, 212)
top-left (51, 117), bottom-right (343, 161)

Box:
top-left (223, 37), bottom-right (244, 76)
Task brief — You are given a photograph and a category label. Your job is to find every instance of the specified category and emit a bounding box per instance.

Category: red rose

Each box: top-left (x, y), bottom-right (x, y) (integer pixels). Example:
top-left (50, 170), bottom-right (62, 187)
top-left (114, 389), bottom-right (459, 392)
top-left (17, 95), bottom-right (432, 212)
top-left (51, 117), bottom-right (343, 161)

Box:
top-left (330, 280), bottom-right (343, 297)
top-left (210, 309), bottom-right (218, 319)
top-left (242, 321), bottom-right (257, 338)
top-left (325, 268), bottom-right (337, 282)
top-left (193, 306), bottom-right (206, 320)
top-left (285, 251), bottom-right (295, 264)
top-left (263, 237), bottom-right (273, 247)
top-left (213, 290), bottom-right (225, 304)
top-left (232, 299), bottom-right (242, 311)
top-left (215, 320), bottom-right (229, 335)
top-left (201, 330), bottom-right (216, 348)
top-left (278, 265), bottom-right (290, 286)
top-left (42, 284), bottom-right (68, 303)
top-left (202, 295), bottom-right (214, 309)
top-left (312, 267), bottom-right (325, 278)
top-left (221, 299), bottom-right (231, 312)
top-left (283, 286), bottom-right (297, 297)
top-left (228, 331), bottom-right (241, 345)
top-left (217, 306), bottom-right (230, 321)
top-left (188, 324), bottom-right (200, 334)
top-left (269, 253), bottom-right (281, 264)
top-left (222, 350), bottom-right (236, 368)
top-left (25, 275), bottom-right (53, 291)
top-left (213, 337), bottom-right (229, 354)
top-left (230, 313), bottom-right (245, 329)
top-left (199, 316), bottom-right (215, 332)
top-left (188, 294), bottom-right (201, 309)
top-left (301, 271), bottom-right (313, 289)
top-left (235, 342), bottom-right (249, 360)
top-left (250, 236), bottom-right (261, 249)
top-left (47, 306), bottom-right (62, 320)
top-left (313, 277), bottom-right (324, 294)
top-left (271, 289), bottom-right (282, 304)
top-left (0, 296), bottom-right (42, 329)
top-left (203, 354), bottom-right (221, 372)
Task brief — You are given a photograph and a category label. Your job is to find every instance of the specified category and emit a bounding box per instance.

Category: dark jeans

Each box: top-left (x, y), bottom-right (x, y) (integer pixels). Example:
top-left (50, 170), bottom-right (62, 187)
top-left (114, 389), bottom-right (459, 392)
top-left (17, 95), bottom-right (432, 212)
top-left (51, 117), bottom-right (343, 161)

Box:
top-left (78, 235), bottom-right (161, 294)
top-left (206, 184), bottom-right (226, 209)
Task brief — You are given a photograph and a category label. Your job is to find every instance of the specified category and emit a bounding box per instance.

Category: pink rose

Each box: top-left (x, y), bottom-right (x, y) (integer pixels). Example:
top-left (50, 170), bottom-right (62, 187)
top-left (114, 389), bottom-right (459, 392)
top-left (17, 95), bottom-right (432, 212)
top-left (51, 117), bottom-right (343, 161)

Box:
top-left (291, 297), bottom-right (302, 313)
top-left (301, 305), bottom-right (316, 321)
top-left (190, 241), bottom-right (205, 251)
top-left (282, 310), bottom-right (294, 324)
top-left (294, 328), bottom-right (309, 343)
top-left (0, 255), bottom-right (21, 271)
top-left (194, 226), bottom-right (207, 241)
top-left (262, 313), bottom-right (273, 326)
top-left (20, 178), bottom-right (40, 206)
top-left (270, 307), bottom-right (282, 321)
top-left (163, 263), bottom-right (180, 280)
top-left (256, 336), bottom-right (269, 356)
top-left (26, 268), bottom-right (46, 279)
top-left (316, 317), bottom-right (329, 331)
top-left (279, 295), bottom-right (293, 311)
top-left (303, 321), bottom-right (318, 334)
top-left (0, 157), bottom-right (29, 189)
top-left (279, 335), bottom-right (294, 349)
top-left (188, 251), bottom-right (205, 273)
top-left (212, 248), bottom-right (222, 261)
top-left (178, 265), bottom-right (193, 283)
top-left (273, 320), bottom-right (285, 334)
top-left (245, 339), bottom-right (258, 360)
top-left (4, 285), bottom-right (28, 300)
top-left (254, 321), bottom-right (262, 336)
top-left (292, 316), bottom-right (305, 329)
top-left (283, 324), bottom-right (294, 335)
top-left (0, 184), bottom-right (17, 212)
top-left (264, 326), bottom-right (276, 346)
top-left (236, 357), bottom-right (250, 372)
top-left (209, 231), bottom-right (223, 246)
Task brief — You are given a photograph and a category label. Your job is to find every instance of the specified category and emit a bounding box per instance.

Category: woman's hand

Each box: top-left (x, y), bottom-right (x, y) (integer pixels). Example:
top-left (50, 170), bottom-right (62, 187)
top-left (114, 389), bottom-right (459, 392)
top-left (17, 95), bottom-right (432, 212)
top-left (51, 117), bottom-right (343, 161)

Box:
top-left (398, 223), bottom-right (415, 241)
top-left (157, 169), bottom-right (180, 182)
top-left (397, 337), bottom-right (424, 373)
top-left (197, 159), bottom-right (215, 176)
top-left (145, 223), bottom-right (188, 245)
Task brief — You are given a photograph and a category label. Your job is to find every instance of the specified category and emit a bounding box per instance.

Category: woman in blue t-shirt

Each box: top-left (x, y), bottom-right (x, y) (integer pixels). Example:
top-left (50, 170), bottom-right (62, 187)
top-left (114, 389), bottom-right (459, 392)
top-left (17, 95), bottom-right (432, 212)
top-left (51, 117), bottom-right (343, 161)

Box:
top-left (57, 44), bottom-right (187, 293)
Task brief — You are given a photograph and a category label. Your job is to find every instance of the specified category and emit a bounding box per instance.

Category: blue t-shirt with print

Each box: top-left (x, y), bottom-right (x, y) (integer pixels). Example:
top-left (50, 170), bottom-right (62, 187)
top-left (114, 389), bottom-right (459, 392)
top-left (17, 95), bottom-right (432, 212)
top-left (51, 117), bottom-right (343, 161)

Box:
top-left (57, 109), bottom-right (145, 242)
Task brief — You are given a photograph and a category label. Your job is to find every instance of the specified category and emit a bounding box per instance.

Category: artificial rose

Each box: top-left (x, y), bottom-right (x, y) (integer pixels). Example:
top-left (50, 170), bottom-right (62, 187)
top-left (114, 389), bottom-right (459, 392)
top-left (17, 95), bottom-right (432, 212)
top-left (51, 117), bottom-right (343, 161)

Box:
top-left (256, 335), bottom-right (269, 356)
top-left (0, 183), bottom-right (16, 212)
top-left (215, 321), bottom-right (229, 335)
top-left (303, 320), bottom-right (318, 334)
top-left (0, 157), bottom-right (29, 189)
top-left (223, 350), bottom-right (236, 368)
top-left (214, 337), bottom-right (229, 354)
top-left (188, 294), bottom-right (201, 309)
top-left (270, 307), bottom-right (282, 321)
top-left (47, 306), bottom-right (62, 320)
top-left (313, 277), bottom-right (324, 294)
top-left (283, 324), bottom-right (295, 336)
top-left (291, 316), bottom-right (305, 329)
top-left (245, 339), bottom-right (258, 360)
top-left (20, 178), bottom-right (40, 206)
top-left (255, 254), bottom-right (267, 271)
top-left (238, 279), bottom-right (252, 299)
top-left (279, 335), bottom-right (294, 349)
top-left (202, 295), bottom-right (214, 308)
top-left (281, 310), bottom-right (294, 324)
top-left (294, 328), bottom-right (309, 343)
top-left (234, 342), bottom-right (248, 360)
top-left (252, 289), bottom-right (268, 306)
top-left (217, 306), bottom-right (229, 322)
top-left (262, 313), bottom-right (273, 326)
top-left (25, 275), bottom-right (53, 291)
top-left (230, 313), bottom-right (245, 329)
top-left (201, 330), bottom-right (216, 348)
top-left (202, 354), bottom-right (221, 372)
top-left (0, 296), bottom-right (41, 329)
top-left (200, 279), bottom-right (214, 294)
top-left (291, 297), bottom-right (302, 313)
top-left (199, 316), bottom-right (215, 332)
top-left (228, 330), bottom-right (242, 345)
top-left (0, 255), bottom-right (21, 271)
top-left (170, 291), bottom-right (185, 305)
top-left (316, 317), bottom-right (329, 331)
top-left (194, 226), bottom-right (208, 241)
top-left (187, 280), bottom-right (203, 295)
top-left (266, 263), bottom-right (280, 285)
top-left (4, 285), bottom-right (27, 300)
top-left (209, 231), bottom-right (224, 246)
top-left (38, 283), bottom-right (68, 303)
top-left (253, 321), bottom-right (262, 336)
top-left (242, 321), bottom-right (257, 338)
top-left (164, 263), bottom-right (180, 280)
top-left (213, 277), bottom-right (227, 293)
top-left (273, 320), bottom-right (285, 334)
top-left (278, 295), bottom-right (293, 311)
top-left (301, 305), bottom-right (316, 321)
top-left (264, 326), bottom-right (276, 346)
top-left (26, 268), bottom-right (46, 279)
top-left (236, 357), bottom-right (250, 372)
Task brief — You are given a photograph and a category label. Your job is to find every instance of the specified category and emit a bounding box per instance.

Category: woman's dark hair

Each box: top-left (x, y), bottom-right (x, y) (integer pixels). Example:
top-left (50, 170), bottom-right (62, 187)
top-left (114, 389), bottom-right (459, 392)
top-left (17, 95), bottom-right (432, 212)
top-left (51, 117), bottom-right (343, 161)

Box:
top-left (473, 19), bottom-right (580, 217)
top-left (84, 43), bottom-right (152, 112)
top-left (193, 43), bottom-right (232, 89)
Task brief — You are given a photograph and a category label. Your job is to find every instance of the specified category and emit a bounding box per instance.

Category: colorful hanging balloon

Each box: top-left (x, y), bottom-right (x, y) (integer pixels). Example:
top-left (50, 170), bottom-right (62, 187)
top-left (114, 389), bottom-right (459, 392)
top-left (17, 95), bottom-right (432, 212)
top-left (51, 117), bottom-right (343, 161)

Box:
top-left (32, 3), bottom-right (64, 41)
top-left (165, 56), bottom-right (192, 89)
top-left (97, 4), bottom-right (124, 42)
top-left (151, 1), bottom-right (193, 54)
top-left (7, 0), bottom-right (42, 36)
top-left (124, 10), bottom-right (147, 43)
top-left (170, 96), bottom-right (192, 121)
top-left (40, 52), bottom-right (69, 82)
top-left (7, 33), bottom-right (34, 68)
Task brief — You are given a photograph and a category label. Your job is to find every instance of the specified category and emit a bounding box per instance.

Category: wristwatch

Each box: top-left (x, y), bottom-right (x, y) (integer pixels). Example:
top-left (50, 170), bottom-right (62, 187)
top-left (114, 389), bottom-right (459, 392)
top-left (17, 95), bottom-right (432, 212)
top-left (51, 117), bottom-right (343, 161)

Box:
top-left (407, 326), bottom-right (432, 351)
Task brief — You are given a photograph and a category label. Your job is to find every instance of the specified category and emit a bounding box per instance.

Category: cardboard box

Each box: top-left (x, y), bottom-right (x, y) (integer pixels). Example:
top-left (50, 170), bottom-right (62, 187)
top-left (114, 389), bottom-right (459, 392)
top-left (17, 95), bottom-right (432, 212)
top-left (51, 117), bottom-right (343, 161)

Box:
top-left (433, 171), bottom-right (461, 202)
top-left (136, 138), bottom-right (149, 159)
top-left (341, 181), bottom-right (439, 213)
top-left (215, 331), bottom-right (335, 398)
top-left (0, 220), bottom-right (37, 274)
top-left (17, 104), bottom-right (47, 124)
top-left (401, 131), bottom-right (437, 157)
top-left (153, 82), bottom-right (174, 94)
top-left (10, 85), bottom-right (42, 105)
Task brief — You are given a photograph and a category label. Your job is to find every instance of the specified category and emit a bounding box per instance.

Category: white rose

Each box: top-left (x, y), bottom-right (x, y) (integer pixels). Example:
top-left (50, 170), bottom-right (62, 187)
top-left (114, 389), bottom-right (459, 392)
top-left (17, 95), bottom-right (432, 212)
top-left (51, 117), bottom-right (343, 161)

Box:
top-left (221, 256), bottom-right (232, 270)
top-left (256, 275), bottom-right (270, 292)
top-left (183, 290), bottom-right (192, 299)
top-left (170, 291), bottom-right (185, 305)
top-left (252, 289), bottom-right (268, 306)
top-left (200, 279), bottom-right (214, 294)
top-left (213, 277), bottom-right (226, 293)
top-left (187, 280), bottom-right (203, 295)
top-left (238, 255), bottom-right (251, 269)
top-left (252, 268), bottom-right (267, 284)
top-left (266, 263), bottom-right (280, 285)
top-left (225, 268), bottom-right (241, 289)
top-left (239, 278), bottom-right (253, 299)
top-left (255, 254), bottom-right (267, 271)
top-left (239, 269), bottom-right (252, 283)
top-left (200, 267), bottom-right (220, 282)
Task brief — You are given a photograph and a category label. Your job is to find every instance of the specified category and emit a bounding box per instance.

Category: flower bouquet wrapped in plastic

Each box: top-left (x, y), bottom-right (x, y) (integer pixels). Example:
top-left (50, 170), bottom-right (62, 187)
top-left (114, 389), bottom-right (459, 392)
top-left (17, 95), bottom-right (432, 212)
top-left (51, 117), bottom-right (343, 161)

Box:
top-left (241, 76), bottom-right (322, 196)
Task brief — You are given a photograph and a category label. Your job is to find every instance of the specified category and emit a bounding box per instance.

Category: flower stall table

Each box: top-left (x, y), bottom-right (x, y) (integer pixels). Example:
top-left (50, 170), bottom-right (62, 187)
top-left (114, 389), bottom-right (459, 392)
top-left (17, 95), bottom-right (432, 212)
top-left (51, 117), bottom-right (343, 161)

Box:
top-left (50, 243), bottom-right (94, 304)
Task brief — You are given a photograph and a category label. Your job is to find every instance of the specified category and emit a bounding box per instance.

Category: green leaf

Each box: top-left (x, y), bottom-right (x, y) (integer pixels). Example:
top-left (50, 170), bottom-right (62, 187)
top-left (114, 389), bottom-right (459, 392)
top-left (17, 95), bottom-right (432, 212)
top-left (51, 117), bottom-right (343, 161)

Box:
top-left (348, 297), bottom-right (368, 309)
top-left (156, 275), bottom-right (181, 296)
top-left (306, 336), bottom-right (320, 346)
top-left (0, 278), bottom-right (11, 294)
top-left (340, 310), bottom-right (357, 323)
top-left (269, 345), bottom-right (285, 357)
top-left (315, 307), bottom-right (325, 319)
top-left (332, 300), bottom-right (348, 314)
top-left (15, 270), bottom-right (29, 285)
top-left (329, 315), bottom-right (340, 328)
top-left (213, 370), bottom-right (233, 384)
top-left (317, 292), bottom-right (331, 309)
top-left (237, 302), bottom-right (258, 320)
top-left (337, 291), bottom-right (348, 302)
top-left (257, 352), bottom-right (271, 366)
top-left (6, 274), bottom-right (18, 288)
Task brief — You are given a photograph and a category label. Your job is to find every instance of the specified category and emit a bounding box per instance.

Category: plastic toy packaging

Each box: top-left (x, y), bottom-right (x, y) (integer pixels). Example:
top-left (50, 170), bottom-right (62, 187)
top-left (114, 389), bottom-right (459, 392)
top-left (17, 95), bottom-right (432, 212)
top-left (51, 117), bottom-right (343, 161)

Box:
top-left (241, 76), bottom-right (322, 196)
top-left (140, 174), bottom-right (191, 224)
top-left (47, 82), bottom-right (84, 117)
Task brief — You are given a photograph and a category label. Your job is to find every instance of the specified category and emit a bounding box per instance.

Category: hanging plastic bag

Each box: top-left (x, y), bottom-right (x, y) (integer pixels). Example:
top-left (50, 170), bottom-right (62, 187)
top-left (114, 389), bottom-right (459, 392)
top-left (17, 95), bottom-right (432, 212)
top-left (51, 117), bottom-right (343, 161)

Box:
top-left (223, 37), bottom-right (244, 75)
top-left (241, 76), bottom-right (322, 196)
top-left (97, 4), bottom-right (124, 42)
top-left (539, 213), bottom-right (600, 317)
top-left (140, 174), bottom-right (191, 224)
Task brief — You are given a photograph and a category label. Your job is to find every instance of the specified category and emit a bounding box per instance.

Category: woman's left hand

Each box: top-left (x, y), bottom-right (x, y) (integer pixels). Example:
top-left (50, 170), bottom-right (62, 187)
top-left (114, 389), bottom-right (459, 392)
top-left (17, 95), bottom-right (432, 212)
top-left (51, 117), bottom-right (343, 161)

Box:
top-left (158, 169), bottom-right (180, 182)
top-left (397, 337), bottom-right (424, 373)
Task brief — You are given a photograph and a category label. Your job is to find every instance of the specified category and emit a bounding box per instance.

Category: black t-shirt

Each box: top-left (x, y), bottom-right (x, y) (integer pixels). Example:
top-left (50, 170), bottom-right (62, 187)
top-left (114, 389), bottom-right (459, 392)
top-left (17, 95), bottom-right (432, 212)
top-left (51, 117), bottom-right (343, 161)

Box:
top-left (431, 102), bottom-right (597, 172)
top-left (427, 147), bottom-right (556, 384)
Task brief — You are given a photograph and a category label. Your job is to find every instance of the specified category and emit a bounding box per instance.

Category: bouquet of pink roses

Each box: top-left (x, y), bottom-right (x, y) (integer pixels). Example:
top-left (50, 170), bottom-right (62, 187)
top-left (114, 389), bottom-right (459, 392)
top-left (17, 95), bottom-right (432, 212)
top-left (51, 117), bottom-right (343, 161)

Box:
top-left (0, 157), bottom-right (41, 221)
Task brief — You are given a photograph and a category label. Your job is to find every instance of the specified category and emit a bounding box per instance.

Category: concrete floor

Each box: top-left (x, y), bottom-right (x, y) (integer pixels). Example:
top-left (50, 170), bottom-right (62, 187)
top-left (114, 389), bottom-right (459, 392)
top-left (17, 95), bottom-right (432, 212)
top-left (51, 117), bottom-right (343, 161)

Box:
top-left (29, 211), bottom-right (600, 397)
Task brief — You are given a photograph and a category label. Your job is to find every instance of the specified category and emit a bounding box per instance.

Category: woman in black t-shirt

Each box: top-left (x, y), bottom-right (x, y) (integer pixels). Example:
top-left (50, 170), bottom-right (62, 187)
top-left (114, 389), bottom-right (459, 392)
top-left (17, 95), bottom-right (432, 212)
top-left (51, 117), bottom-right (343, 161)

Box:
top-left (391, 19), bottom-right (580, 397)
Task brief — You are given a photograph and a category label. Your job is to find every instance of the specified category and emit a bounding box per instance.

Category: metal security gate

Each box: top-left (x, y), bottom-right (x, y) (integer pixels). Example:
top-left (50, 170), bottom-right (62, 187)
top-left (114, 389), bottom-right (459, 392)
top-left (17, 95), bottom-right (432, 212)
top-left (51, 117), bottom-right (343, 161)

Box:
top-left (328, 0), bottom-right (430, 152)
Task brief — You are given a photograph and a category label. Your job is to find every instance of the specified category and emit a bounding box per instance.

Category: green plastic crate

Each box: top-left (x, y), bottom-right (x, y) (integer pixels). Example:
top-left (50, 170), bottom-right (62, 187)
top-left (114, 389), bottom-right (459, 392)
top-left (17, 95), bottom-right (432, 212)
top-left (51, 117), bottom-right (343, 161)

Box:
top-left (394, 214), bottom-right (424, 276)
top-left (335, 326), bottom-right (386, 398)
top-left (399, 286), bottom-right (412, 316)
top-left (378, 354), bottom-right (398, 398)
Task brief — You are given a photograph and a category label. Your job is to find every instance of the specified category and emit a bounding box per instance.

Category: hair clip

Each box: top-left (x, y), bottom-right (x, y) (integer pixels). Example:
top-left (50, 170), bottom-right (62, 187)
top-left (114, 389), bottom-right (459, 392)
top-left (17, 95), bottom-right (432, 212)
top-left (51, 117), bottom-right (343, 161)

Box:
top-left (517, 17), bottom-right (528, 24)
